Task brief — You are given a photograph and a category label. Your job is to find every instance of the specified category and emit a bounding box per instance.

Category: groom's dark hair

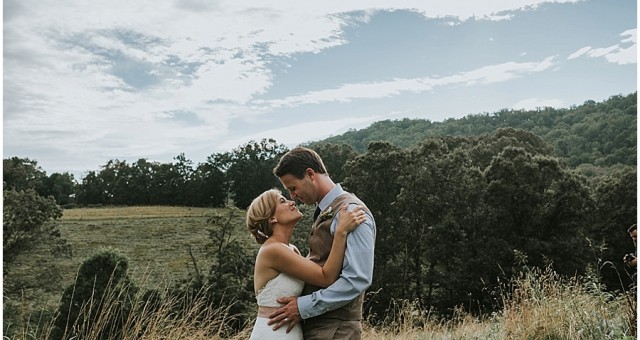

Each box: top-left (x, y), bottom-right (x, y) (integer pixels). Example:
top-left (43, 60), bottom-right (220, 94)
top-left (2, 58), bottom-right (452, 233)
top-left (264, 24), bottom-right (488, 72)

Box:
top-left (273, 147), bottom-right (328, 179)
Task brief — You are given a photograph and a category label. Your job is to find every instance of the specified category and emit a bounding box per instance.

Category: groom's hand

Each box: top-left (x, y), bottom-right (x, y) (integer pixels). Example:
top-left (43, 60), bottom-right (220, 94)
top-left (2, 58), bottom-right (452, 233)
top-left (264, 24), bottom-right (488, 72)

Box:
top-left (267, 296), bottom-right (301, 333)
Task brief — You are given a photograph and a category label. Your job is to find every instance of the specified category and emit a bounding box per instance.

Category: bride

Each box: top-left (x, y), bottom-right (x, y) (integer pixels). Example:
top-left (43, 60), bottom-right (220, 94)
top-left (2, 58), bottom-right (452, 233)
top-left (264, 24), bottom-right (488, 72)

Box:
top-left (245, 189), bottom-right (365, 340)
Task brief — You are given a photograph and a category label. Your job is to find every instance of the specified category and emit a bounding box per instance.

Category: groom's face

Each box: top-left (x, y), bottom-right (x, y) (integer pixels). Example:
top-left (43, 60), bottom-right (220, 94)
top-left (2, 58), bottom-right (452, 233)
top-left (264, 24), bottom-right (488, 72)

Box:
top-left (279, 172), bottom-right (317, 206)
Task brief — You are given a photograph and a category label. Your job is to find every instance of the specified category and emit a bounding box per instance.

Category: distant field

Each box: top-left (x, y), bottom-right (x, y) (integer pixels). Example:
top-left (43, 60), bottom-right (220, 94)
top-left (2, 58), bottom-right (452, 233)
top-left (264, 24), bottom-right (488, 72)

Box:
top-left (7, 206), bottom-right (251, 314)
top-left (61, 205), bottom-right (213, 220)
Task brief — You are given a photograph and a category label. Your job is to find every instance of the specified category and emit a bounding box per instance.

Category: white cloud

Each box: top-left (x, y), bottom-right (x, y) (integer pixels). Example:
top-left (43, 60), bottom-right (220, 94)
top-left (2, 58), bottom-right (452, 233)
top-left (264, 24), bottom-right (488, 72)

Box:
top-left (512, 97), bottom-right (564, 110)
top-left (217, 116), bottom-right (381, 151)
top-left (588, 45), bottom-right (620, 58)
top-left (258, 57), bottom-right (557, 108)
top-left (567, 46), bottom-right (591, 60)
top-left (566, 29), bottom-right (636, 65)
top-left (602, 29), bottom-right (637, 65)
top-left (455, 56), bottom-right (556, 84)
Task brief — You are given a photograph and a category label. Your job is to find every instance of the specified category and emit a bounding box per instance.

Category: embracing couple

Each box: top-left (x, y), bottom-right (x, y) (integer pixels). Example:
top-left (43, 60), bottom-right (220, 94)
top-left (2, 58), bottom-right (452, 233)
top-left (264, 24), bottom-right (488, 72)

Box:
top-left (246, 147), bottom-right (376, 340)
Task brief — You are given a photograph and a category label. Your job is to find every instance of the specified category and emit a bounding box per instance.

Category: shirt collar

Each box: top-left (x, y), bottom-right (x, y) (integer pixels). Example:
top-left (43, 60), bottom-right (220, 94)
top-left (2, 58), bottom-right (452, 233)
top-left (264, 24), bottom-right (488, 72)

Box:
top-left (317, 184), bottom-right (344, 212)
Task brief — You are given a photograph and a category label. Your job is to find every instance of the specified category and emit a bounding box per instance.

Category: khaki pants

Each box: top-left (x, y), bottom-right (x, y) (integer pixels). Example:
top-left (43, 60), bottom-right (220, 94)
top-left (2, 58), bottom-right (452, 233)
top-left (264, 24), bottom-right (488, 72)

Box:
top-left (303, 317), bottom-right (362, 340)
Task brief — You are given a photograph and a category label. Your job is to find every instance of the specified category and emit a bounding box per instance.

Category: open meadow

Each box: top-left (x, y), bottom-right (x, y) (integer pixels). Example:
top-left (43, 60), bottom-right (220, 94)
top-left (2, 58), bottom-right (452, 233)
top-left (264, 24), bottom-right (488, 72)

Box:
top-left (6, 206), bottom-right (249, 321)
top-left (59, 206), bottom-right (226, 282)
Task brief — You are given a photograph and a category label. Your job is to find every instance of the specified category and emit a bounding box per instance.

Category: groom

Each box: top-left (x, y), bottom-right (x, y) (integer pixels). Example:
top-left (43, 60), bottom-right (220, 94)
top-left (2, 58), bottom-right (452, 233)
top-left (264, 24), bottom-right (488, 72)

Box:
top-left (268, 147), bottom-right (376, 339)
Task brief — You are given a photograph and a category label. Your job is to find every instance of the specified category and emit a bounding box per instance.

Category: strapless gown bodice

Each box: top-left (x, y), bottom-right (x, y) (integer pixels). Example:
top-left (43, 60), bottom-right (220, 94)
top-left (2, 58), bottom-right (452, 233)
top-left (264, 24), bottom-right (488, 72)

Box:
top-left (250, 273), bottom-right (304, 340)
top-left (257, 272), bottom-right (304, 306)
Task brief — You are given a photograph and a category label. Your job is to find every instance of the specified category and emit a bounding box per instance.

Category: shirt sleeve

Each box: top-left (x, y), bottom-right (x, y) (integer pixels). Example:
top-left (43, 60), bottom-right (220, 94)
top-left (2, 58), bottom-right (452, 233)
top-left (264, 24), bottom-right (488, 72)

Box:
top-left (297, 205), bottom-right (376, 319)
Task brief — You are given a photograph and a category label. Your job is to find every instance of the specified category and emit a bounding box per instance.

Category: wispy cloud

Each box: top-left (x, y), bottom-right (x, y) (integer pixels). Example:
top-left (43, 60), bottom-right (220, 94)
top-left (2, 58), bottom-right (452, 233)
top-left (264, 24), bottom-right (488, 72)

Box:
top-left (512, 97), bottom-right (564, 110)
top-left (567, 28), bottom-right (637, 65)
top-left (217, 116), bottom-right (381, 151)
top-left (567, 46), bottom-right (592, 60)
top-left (257, 57), bottom-right (557, 108)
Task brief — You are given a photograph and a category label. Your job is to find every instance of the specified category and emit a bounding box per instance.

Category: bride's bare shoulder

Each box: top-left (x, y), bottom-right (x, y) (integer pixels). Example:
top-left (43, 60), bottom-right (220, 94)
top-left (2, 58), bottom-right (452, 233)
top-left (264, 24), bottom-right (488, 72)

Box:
top-left (258, 241), bottom-right (292, 256)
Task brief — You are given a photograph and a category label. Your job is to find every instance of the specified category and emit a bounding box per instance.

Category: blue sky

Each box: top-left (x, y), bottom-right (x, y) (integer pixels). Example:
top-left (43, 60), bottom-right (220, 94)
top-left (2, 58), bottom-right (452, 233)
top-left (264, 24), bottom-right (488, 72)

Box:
top-left (3, 0), bottom-right (637, 178)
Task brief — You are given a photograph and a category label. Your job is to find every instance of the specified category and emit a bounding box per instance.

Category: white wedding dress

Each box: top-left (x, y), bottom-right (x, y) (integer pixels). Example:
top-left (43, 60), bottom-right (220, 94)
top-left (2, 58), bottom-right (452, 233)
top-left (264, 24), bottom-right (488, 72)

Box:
top-left (249, 272), bottom-right (304, 339)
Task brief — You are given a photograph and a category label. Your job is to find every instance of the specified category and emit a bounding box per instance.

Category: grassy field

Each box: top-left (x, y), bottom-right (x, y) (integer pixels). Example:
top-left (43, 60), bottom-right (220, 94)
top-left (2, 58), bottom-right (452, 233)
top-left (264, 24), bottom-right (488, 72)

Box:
top-left (59, 206), bottom-right (221, 282)
top-left (61, 206), bottom-right (213, 220)
top-left (6, 206), bottom-right (247, 318)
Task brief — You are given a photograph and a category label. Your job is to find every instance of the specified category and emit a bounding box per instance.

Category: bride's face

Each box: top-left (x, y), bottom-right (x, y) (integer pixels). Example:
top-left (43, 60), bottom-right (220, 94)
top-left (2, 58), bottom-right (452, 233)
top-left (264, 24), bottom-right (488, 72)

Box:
top-left (273, 194), bottom-right (303, 226)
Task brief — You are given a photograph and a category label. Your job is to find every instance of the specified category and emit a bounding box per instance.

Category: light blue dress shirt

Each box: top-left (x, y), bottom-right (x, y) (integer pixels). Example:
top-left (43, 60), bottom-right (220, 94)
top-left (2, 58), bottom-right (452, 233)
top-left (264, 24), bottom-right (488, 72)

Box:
top-left (297, 184), bottom-right (376, 319)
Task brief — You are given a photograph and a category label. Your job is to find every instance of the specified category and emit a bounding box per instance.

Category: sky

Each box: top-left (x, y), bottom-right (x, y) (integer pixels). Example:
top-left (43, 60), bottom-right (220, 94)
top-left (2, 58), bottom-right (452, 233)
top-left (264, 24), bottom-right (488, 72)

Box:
top-left (3, 0), bottom-right (637, 179)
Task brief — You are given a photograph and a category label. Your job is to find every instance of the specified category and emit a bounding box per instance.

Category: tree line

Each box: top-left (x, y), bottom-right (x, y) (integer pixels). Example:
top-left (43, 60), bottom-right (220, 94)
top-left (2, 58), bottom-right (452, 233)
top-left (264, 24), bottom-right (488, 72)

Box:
top-left (3, 139), bottom-right (288, 209)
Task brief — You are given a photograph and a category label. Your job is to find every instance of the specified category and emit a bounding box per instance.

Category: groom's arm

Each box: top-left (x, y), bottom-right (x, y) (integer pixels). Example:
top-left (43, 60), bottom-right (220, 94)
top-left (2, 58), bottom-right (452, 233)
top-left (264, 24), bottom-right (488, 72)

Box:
top-left (268, 208), bottom-right (375, 332)
top-left (297, 210), bottom-right (375, 318)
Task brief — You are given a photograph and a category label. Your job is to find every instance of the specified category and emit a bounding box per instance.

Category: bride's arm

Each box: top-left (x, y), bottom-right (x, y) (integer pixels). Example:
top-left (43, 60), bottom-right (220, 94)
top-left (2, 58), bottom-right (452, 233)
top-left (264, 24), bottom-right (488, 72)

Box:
top-left (265, 205), bottom-right (364, 287)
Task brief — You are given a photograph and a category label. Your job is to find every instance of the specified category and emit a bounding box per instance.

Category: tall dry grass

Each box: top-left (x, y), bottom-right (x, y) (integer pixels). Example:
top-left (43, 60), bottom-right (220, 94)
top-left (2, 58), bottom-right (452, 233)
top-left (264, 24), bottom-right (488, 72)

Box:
top-left (5, 272), bottom-right (252, 340)
top-left (5, 267), bottom-right (634, 339)
top-left (361, 267), bottom-right (635, 340)
top-left (497, 267), bottom-right (635, 339)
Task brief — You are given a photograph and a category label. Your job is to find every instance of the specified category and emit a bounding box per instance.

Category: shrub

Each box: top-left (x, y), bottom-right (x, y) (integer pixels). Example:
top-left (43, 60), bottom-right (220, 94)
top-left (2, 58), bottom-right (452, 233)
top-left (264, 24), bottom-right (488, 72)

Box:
top-left (51, 248), bottom-right (137, 340)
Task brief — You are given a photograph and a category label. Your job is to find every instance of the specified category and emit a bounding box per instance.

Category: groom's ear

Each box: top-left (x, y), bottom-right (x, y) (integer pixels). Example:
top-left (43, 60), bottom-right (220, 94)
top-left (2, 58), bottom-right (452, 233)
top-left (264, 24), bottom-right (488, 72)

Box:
top-left (305, 168), bottom-right (315, 179)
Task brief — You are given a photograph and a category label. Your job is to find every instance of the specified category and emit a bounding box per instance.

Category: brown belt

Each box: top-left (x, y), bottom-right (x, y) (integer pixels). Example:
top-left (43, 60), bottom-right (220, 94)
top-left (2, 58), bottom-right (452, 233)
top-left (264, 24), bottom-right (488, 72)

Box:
top-left (257, 306), bottom-right (280, 318)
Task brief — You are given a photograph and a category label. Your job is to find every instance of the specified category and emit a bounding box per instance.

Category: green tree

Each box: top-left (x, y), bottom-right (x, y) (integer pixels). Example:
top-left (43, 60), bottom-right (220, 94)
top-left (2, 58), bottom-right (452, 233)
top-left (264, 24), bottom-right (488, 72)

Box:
top-left (173, 207), bottom-right (255, 334)
top-left (3, 189), bottom-right (65, 271)
top-left (3, 157), bottom-right (47, 192)
top-left (76, 170), bottom-right (107, 205)
top-left (126, 158), bottom-right (155, 205)
top-left (342, 141), bottom-right (408, 318)
top-left (590, 167), bottom-right (637, 291)
top-left (395, 137), bottom-right (488, 311)
top-left (483, 147), bottom-right (592, 277)
top-left (308, 143), bottom-right (357, 183)
top-left (205, 207), bottom-right (255, 331)
top-left (392, 138), bottom-right (456, 308)
top-left (99, 159), bottom-right (135, 205)
top-left (51, 249), bottom-right (137, 340)
top-left (40, 172), bottom-right (77, 206)
top-left (149, 162), bottom-right (181, 205)
top-left (219, 139), bottom-right (288, 209)
top-left (4, 157), bottom-right (78, 206)
top-left (186, 160), bottom-right (226, 207)
top-left (172, 153), bottom-right (194, 204)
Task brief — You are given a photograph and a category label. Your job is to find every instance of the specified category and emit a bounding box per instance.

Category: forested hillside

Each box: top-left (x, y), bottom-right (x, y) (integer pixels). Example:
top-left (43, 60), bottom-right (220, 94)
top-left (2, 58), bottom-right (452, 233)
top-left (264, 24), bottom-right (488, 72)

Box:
top-left (310, 92), bottom-right (637, 168)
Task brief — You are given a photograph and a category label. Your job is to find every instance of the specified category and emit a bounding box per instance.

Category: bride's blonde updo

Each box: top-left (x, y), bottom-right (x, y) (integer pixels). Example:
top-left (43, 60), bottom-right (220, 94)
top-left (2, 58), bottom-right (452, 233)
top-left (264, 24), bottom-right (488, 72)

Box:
top-left (246, 189), bottom-right (280, 244)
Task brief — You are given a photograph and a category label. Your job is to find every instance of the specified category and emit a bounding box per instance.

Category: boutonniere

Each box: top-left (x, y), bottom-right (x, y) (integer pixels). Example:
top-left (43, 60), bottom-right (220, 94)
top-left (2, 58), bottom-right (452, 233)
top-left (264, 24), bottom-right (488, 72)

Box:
top-left (318, 207), bottom-right (334, 222)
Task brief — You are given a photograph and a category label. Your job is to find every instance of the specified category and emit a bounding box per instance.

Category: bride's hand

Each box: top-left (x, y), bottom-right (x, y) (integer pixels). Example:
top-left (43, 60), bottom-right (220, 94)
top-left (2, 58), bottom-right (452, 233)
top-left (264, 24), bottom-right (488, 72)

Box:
top-left (335, 205), bottom-right (366, 236)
